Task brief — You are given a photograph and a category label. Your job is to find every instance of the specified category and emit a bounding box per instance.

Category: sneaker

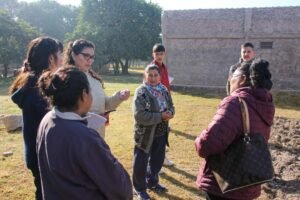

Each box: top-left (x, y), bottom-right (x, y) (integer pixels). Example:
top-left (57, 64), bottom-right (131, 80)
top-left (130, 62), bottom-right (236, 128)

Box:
top-left (147, 184), bottom-right (167, 193)
top-left (134, 189), bottom-right (150, 200)
top-left (163, 157), bottom-right (174, 166)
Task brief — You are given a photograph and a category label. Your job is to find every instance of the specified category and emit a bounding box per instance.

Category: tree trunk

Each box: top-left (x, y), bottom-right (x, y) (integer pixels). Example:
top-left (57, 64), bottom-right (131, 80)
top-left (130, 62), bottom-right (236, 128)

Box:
top-left (121, 59), bottom-right (129, 75)
top-left (3, 64), bottom-right (9, 78)
top-left (113, 61), bottom-right (120, 75)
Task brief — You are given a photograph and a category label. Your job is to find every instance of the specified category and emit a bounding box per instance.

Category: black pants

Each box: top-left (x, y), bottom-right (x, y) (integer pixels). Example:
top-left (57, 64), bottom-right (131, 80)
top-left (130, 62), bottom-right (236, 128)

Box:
top-left (132, 134), bottom-right (166, 192)
top-left (25, 147), bottom-right (42, 200)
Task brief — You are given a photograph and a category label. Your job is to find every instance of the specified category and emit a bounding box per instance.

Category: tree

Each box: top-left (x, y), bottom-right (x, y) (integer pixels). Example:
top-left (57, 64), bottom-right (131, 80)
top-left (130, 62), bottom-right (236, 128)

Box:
top-left (72, 0), bottom-right (162, 74)
top-left (16, 0), bottom-right (79, 42)
top-left (0, 10), bottom-right (40, 77)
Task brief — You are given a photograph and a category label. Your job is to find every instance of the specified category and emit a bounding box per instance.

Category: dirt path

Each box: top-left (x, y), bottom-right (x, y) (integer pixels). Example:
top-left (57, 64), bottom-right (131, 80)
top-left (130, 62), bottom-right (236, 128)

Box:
top-left (259, 117), bottom-right (300, 200)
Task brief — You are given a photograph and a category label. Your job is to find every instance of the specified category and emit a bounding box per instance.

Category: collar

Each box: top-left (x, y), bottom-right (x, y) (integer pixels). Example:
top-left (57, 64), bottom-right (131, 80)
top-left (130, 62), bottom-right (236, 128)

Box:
top-left (51, 107), bottom-right (89, 121)
top-left (50, 107), bottom-right (107, 130)
top-left (152, 60), bottom-right (165, 68)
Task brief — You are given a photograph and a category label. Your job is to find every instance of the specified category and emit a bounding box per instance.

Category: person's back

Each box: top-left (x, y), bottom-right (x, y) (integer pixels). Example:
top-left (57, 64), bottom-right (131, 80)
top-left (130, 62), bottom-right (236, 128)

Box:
top-left (37, 67), bottom-right (132, 200)
top-left (196, 59), bottom-right (274, 200)
top-left (38, 110), bottom-right (132, 200)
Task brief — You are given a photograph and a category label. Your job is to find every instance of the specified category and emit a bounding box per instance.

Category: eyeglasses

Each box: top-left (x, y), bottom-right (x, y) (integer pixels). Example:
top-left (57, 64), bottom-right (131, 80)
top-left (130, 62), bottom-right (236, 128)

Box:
top-left (79, 52), bottom-right (95, 61)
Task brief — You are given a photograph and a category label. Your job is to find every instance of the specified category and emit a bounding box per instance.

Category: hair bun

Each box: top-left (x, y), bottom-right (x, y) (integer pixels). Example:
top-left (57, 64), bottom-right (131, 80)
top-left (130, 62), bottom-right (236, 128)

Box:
top-left (250, 59), bottom-right (272, 90)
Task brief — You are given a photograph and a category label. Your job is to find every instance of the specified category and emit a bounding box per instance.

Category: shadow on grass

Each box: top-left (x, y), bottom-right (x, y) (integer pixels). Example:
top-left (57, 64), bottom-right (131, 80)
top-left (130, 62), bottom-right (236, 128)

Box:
top-left (103, 73), bottom-right (143, 84)
top-left (171, 129), bottom-right (196, 141)
top-left (272, 91), bottom-right (300, 111)
top-left (172, 86), bottom-right (300, 111)
top-left (171, 85), bottom-right (225, 100)
top-left (164, 165), bottom-right (196, 181)
top-left (160, 173), bottom-right (205, 198)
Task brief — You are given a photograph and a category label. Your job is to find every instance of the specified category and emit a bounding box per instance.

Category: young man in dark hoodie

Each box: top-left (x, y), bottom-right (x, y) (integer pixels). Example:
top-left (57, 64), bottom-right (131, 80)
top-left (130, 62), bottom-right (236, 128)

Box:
top-left (226, 42), bottom-right (256, 95)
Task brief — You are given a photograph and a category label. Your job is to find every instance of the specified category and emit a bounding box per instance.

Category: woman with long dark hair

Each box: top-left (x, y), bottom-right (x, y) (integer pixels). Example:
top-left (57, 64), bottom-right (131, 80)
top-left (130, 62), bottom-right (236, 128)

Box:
top-left (9, 36), bottom-right (63, 200)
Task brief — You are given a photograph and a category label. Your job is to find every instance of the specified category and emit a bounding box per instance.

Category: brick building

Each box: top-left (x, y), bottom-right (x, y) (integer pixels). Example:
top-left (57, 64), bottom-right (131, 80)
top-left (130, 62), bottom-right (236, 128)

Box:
top-left (162, 7), bottom-right (300, 91)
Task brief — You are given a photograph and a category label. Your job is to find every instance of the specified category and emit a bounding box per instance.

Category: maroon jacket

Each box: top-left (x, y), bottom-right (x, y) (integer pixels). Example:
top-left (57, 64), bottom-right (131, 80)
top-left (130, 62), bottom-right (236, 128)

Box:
top-left (151, 60), bottom-right (170, 92)
top-left (195, 87), bottom-right (275, 200)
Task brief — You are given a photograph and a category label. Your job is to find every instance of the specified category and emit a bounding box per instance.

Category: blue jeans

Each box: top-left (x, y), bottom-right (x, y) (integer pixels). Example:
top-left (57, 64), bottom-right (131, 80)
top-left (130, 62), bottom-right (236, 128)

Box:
top-left (133, 134), bottom-right (166, 192)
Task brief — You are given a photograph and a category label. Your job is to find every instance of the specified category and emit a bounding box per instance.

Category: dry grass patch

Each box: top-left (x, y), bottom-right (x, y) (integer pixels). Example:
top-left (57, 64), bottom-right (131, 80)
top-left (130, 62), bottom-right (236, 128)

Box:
top-left (1, 74), bottom-right (300, 199)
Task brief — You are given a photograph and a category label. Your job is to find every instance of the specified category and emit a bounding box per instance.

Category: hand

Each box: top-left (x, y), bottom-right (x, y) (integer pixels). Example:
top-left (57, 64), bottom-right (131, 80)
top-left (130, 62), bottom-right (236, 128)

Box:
top-left (119, 89), bottom-right (130, 101)
top-left (162, 111), bottom-right (173, 121)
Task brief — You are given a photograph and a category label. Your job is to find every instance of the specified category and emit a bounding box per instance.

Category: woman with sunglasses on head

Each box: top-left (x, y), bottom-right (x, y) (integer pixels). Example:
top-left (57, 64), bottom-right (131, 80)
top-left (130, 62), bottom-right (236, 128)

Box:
top-left (195, 59), bottom-right (275, 200)
top-left (64, 39), bottom-right (130, 138)
top-left (9, 36), bottom-right (63, 200)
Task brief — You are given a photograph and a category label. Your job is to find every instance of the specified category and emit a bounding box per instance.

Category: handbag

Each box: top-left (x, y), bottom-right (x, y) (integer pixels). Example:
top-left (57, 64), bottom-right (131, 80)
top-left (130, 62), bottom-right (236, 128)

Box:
top-left (207, 97), bottom-right (274, 193)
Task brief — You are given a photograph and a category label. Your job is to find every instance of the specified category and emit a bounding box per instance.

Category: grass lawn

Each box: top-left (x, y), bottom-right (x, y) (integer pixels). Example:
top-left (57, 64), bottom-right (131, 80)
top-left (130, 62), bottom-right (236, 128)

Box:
top-left (0, 72), bottom-right (300, 200)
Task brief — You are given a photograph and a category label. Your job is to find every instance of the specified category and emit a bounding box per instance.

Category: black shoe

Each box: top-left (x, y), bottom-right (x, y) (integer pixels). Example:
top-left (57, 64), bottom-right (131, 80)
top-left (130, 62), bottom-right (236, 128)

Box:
top-left (147, 184), bottom-right (167, 193)
top-left (134, 189), bottom-right (151, 200)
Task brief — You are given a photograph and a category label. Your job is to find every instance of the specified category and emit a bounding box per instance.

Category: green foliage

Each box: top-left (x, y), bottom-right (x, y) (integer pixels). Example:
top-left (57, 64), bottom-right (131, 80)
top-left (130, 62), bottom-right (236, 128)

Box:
top-left (0, 10), bottom-right (40, 66)
top-left (16, 0), bottom-right (79, 42)
top-left (70, 0), bottom-right (162, 74)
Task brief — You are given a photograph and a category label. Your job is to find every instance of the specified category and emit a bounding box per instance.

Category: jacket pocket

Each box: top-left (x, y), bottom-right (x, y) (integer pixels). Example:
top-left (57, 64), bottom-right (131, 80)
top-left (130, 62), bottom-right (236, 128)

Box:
top-left (134, 124), bottom-right (146, 144)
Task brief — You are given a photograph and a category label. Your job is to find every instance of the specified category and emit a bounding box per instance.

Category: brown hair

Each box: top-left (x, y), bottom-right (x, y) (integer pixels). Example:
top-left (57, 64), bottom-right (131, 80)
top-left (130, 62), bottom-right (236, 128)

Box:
top-left (9, 36), bottom-right (63, 94)
top-left (64, 39), bottom-right (103, 87)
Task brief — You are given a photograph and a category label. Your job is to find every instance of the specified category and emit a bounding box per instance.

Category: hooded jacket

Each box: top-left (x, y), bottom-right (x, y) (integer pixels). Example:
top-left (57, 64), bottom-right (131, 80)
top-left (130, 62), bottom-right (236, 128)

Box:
top-left (11, 76), bottom-right (48, 169)
top-left (195, 87), bottom-right (275, 200)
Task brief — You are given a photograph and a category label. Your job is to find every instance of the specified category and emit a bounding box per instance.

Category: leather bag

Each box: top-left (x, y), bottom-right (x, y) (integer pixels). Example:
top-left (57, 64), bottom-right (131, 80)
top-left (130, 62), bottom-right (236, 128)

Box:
top-left (207, 97), bottom-right (274, 193)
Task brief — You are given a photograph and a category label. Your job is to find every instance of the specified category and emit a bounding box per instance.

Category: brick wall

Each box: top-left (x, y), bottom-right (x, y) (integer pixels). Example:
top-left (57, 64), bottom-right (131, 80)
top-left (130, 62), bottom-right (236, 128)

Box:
top-left (162, 7), bottom-right (300, 91)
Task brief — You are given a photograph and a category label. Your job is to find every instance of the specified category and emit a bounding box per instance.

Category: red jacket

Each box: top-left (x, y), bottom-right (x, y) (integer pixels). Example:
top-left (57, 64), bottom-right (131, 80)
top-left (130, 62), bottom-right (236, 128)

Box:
top-left (151, 60), bottom-right (170, 92)
top-left (195, 87), bottom-right (275, 200)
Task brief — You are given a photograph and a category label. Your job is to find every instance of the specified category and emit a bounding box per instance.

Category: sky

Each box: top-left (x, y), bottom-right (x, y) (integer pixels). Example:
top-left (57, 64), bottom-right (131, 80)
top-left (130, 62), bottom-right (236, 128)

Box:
top-left (19, 0), bottom-right (300, 10)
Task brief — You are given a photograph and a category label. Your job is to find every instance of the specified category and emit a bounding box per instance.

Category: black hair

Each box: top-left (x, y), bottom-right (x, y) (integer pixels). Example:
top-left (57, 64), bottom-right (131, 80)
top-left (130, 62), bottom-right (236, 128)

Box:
top-left (145, 64), bottom-right (161, 75)
top-left (10, 36), bottom-right (63, 94)
top-left (38, 67), bottom-right (90, 111)
top-left (239, 58), bottom-right (272, 90)
top-left (241, 42), bottom-right (254, 49)
top-left (152, 43), bottom-right (165, 53)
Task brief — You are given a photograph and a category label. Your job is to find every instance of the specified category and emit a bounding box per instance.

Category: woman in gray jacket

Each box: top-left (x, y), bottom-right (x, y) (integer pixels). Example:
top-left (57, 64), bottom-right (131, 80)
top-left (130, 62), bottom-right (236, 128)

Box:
top-left (132, 64), bottom-right (175, 200)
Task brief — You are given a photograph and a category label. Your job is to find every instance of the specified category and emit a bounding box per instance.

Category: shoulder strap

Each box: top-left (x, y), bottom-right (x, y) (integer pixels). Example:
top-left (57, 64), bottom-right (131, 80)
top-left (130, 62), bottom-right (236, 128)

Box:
top-left (238, 97), bottom-right (250, 137)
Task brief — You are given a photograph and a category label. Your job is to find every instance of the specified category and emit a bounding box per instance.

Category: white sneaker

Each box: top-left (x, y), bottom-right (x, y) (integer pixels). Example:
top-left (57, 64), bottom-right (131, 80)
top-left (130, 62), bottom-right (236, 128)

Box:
top-left (163, 157), bottom-right (174, 166)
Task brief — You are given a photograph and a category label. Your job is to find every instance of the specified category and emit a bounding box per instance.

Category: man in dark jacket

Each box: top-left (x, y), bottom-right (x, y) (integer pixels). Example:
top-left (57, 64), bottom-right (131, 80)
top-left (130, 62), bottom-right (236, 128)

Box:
top-left (226, 42), bottom-right (256, 95)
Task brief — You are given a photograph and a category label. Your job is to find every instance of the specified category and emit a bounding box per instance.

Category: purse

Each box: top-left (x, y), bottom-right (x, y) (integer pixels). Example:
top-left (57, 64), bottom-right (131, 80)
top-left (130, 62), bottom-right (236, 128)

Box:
top-left (207, 97), bottom-right (274, 193)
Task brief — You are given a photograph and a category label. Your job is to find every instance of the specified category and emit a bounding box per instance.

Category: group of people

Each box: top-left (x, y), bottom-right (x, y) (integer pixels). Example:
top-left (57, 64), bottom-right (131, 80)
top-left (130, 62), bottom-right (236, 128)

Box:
top-left (9, 36), bottom-right (274, 200)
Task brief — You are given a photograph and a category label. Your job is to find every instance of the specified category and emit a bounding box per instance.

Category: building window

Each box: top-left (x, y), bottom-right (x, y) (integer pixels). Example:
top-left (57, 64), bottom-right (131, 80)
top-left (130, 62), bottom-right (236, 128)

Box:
top-left (260, 42), bottom-right (273, 49)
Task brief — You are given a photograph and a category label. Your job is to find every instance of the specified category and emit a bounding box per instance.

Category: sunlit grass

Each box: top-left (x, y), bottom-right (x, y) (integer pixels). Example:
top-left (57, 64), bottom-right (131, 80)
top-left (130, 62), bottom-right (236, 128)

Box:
top-left (0, 71), bottom-right (299, 200)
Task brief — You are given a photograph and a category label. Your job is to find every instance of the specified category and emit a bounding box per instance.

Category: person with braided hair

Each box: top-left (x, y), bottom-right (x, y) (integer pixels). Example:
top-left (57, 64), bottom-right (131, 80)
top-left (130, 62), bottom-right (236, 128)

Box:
top-left (195, 59), bottom-right (274, 200)
top-left (9, 36), bottom-right (63, 200)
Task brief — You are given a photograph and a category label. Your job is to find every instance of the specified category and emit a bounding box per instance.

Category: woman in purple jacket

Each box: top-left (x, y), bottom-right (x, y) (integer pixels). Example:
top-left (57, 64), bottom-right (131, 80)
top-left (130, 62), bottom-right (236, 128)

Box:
top-left (37, 67), bottom-right (132, 200)
top-left (195, 59), bottom-right (275, 200)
